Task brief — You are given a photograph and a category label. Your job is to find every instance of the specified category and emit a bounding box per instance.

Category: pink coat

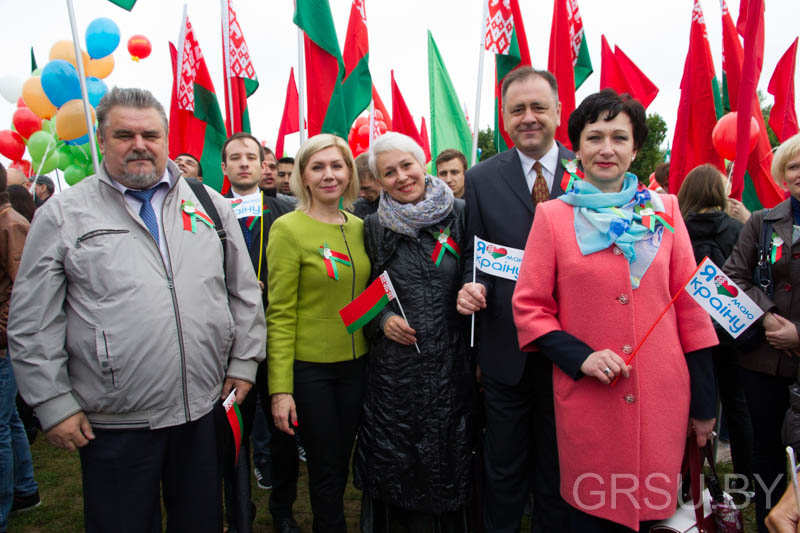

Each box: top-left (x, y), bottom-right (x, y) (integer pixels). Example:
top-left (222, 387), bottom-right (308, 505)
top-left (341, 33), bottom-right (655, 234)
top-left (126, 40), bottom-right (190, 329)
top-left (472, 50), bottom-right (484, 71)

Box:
top-left (512, 194), bottom-right (716, 530)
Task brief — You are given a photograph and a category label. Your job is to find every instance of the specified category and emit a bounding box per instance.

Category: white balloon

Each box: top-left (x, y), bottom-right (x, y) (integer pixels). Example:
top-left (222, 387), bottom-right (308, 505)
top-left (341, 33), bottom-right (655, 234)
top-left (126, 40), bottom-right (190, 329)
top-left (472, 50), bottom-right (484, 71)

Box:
top-left (0, 74), bottom-right (22, 104)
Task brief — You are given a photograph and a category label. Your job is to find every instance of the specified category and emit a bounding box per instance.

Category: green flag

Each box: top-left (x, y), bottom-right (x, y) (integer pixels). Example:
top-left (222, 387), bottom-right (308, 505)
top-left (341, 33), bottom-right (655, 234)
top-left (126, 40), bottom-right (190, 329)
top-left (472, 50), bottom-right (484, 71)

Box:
top-left (573, 36), bottom-right (593, 90)
top-left (107, 0), bottom-right (137, 10)
top-left (428, 31), bottom-right (472, 169)
top-left (30, 47), bottom-right (37, 73)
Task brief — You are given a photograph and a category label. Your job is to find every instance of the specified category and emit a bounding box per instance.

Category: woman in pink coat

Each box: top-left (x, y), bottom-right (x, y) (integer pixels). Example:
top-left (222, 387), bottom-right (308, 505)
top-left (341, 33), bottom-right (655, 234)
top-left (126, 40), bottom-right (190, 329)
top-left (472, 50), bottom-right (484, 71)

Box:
top-left (511, 89), bottom-right (718, 532)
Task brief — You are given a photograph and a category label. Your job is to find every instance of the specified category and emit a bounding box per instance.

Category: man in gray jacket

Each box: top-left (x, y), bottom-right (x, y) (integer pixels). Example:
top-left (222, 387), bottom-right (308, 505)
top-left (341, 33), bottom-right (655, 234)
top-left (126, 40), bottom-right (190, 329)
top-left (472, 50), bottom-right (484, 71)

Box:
top-left (8, 87), bottom-right (266, 533)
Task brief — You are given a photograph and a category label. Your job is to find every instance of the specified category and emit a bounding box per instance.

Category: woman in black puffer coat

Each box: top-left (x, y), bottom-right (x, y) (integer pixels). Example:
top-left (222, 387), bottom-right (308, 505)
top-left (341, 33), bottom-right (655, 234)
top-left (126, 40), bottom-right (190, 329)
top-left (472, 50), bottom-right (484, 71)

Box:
top-left (354, 132), bottom-right (474, 533)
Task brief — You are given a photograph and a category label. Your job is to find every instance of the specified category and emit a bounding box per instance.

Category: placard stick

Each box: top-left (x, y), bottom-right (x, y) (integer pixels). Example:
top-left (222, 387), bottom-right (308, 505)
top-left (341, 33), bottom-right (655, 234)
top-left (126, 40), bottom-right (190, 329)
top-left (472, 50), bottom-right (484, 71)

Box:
top-left (470, 235), bottom-right (477, 347)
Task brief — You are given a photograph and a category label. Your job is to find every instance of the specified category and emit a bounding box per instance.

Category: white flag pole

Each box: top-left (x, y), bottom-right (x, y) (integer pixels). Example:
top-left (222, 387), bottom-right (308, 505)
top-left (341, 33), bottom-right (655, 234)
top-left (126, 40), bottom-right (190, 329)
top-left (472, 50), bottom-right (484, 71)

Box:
top-left (471, 1), bottom-right (489, 167)
top-left (221, 0), bottom-right (235, 135)
top-left (295, 1), bottom-right (307, 144)
top-left (65, 0), bottom-right (100, 177)
top-left (382, 271), bottom-right (420, 354)
top-left (470, 235), bottom-right (477, 347)
top-left (176, 4), bottom-right (188, 81)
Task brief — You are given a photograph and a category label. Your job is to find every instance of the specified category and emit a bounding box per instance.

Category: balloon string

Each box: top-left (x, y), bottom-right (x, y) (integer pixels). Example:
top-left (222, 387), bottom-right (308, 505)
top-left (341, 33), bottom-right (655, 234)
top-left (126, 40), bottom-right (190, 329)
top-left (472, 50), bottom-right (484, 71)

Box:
top-left (32, 136), bottom-right (57, 190)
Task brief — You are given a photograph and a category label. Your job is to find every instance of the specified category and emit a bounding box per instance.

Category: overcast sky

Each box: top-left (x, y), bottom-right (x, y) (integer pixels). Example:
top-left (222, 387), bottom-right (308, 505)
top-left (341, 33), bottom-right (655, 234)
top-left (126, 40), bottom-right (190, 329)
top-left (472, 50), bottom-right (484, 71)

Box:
top-left (1, 0), bottom-right (799, 170)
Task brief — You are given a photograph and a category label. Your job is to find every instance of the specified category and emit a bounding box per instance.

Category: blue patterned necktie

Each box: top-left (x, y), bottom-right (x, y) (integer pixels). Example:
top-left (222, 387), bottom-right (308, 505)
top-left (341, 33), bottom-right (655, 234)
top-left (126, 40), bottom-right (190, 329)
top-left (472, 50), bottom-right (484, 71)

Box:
top-left (126, 185), bottom-right (164, 245)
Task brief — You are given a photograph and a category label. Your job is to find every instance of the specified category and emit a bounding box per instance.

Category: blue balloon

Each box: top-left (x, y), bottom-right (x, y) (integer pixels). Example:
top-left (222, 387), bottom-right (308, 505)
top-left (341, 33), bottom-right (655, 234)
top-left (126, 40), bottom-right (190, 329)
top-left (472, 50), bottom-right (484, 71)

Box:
top-left (41, 60), bottom-right (81, 108)
top-left (85, 18), bottom-right (120, 59)
top-left (65, 133), bottom-right (89, 146)
top-left (86, 77), bottom-right (108, 108)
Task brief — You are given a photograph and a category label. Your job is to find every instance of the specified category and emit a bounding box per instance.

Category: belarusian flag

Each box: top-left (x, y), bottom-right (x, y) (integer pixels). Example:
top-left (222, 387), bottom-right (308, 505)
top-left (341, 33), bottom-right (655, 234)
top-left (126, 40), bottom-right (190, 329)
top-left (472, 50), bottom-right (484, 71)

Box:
top-left (168, 13), bottom-right (227, 192)
top-left (428, 30), bottom-right (472, 168)
top-left (485, 0), bottom-right (531, 152)
top-left (342, 0), bottom-right (372, 130)
top-left (223, 390), bottom-right (243, 464)
top-left (222, 0), bottom-right (258, 135)
top-left (549, 0), bottom-right (592, 149)
top-left (768, 38), bottom-right (799, 143)
top-left (668, 0), bottom-right (724, 195)
top-left (390, 71), bottom-right (426, 154)
top-left (107, 0), bottom-right (136, 10)
top-left (295, 0), bottom-right (349, 139)
top-left (339, 271), bottom-right (396, 334)
top-left (275, 68), bottom-right (300, 159)
top-left (720, 0), bottom-right (783, 210)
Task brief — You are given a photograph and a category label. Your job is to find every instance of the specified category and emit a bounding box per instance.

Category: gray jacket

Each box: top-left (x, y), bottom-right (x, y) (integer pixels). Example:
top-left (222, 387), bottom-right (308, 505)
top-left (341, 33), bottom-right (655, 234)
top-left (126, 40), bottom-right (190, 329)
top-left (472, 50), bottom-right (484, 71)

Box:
top-left (8, 162), bottom-right (266, 431)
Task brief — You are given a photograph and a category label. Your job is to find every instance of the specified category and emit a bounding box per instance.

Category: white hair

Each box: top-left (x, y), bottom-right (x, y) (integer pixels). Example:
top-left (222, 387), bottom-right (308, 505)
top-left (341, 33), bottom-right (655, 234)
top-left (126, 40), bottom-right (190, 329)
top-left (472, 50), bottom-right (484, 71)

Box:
top-left (368, 132), bottom-right (426, 179)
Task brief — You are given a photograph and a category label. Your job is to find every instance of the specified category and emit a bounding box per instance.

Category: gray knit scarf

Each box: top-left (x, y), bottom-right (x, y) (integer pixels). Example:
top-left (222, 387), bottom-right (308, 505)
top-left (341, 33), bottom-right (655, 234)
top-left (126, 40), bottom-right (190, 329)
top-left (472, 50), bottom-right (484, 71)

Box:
top-left (377, 176), bottom-right (454, 238)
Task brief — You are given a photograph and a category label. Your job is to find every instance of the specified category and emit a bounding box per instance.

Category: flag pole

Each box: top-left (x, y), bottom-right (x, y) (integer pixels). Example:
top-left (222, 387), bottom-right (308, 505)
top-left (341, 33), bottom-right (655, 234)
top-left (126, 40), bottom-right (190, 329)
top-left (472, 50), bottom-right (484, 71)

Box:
top-left (176, 4), bottom-right (188, 79)
top-left (470, 235), bottom-right (477, 347)
top-left (295, 1), bottom-right (307, 144)
top-left (221, 0), bottom-right (235, 136)
top-left (381, 271), bottom-right (420, 354)
top-left (65, 0), bottom-right (100, 177)
top-left (471, 1), bottom-right (489, 167)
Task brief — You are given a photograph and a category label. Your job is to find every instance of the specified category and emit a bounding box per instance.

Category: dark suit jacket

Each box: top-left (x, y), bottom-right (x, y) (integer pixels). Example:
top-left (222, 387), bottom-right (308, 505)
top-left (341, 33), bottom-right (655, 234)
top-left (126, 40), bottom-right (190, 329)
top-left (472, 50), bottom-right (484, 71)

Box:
top-left (462, 143), bottom-right (574, 385)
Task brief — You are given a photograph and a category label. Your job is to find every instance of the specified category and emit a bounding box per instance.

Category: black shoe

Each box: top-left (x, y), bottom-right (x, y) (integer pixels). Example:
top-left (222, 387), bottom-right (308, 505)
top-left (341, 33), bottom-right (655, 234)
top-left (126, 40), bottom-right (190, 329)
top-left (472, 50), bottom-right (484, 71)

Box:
top-left (10, 490), bottom-right (41, 514)
top-left (254, 461), bottom-right (272, 490)
top-left (273, 515), bottom-right (300, 533)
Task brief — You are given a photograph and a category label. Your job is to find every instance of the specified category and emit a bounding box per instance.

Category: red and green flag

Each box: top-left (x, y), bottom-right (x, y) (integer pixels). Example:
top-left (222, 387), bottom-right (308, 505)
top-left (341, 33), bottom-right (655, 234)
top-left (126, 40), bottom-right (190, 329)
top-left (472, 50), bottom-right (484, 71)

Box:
top-left (668, 0), bottom-right (724, 195)
top-left (295, 0), bottom-right (349, 139)
top-left (339, 271), bottom-right (397, 334)
top-left (485, 0), bottom-right (531, 152)
top-left (342, 0), bottom-right (372, 130)
top-left (428, 30), bottom-right (472, 168)
top-left (222, 0), bottom-right (258, 136)
top-left (223, 390), bottom-right (243, 464)
top-left (768, 38), bottom-right (799, 143)
top-left (275, 68), bottom-right (301, 159)
top-left (168, 14), bottom-right (228, 192)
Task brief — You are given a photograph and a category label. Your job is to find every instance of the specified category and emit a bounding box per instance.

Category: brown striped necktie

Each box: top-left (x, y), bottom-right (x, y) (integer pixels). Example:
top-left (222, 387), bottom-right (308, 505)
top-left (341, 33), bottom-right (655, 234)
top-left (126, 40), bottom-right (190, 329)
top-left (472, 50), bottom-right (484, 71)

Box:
top-left (531, 161), bottom-right (549, 206)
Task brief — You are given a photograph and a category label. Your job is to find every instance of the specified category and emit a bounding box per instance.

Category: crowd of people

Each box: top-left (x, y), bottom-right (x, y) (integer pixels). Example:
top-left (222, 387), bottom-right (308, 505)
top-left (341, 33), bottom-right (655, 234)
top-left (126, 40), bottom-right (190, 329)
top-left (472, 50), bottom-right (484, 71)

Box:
top-left (1, 65), bottom-right (799, 533)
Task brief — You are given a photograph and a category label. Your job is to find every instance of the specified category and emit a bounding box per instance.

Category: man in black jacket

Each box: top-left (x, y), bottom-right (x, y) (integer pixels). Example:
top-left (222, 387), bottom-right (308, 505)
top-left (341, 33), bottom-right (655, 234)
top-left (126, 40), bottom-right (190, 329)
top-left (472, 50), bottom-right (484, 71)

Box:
top-left (220, 133), bottom-right (298, 533)
top-left (457, 67), bottom-right (573, 533)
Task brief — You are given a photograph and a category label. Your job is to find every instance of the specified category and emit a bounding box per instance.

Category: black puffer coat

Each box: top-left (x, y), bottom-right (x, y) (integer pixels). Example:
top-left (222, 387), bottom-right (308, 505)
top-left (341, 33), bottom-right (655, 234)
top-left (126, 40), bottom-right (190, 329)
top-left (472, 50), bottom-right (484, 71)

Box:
top-left (353, 199), bottom-right (474, 513)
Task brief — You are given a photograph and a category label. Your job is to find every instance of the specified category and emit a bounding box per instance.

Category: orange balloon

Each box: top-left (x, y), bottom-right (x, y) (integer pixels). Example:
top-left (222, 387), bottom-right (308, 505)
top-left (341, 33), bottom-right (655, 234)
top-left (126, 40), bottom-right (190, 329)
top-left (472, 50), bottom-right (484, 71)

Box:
top-left (55, 99), bottom-right (95, 141)
top-left (22, 77), bottom-right (57, 119)
top-left (49, 40), bottom-right (90, 70)
top-left (86, 55), bottom-right (115, 79)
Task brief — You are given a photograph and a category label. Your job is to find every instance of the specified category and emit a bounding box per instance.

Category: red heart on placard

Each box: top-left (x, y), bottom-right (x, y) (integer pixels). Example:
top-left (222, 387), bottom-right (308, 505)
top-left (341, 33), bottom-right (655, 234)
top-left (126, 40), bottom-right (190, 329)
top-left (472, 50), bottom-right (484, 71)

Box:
top-left (716, 280), bottom-right (738, 297)
top-left (488, 246), bottom-right (508, 259)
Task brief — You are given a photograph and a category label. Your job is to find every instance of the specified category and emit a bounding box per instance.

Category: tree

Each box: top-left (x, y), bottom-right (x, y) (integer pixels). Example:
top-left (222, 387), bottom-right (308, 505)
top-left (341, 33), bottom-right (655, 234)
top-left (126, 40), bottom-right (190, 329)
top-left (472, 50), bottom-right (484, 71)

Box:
top-left (629, 113), bottom-right (667, 182)
top-left (477, 127), bottom-right (496, 162)
top-left (758, 90), bottom-right (780, 149)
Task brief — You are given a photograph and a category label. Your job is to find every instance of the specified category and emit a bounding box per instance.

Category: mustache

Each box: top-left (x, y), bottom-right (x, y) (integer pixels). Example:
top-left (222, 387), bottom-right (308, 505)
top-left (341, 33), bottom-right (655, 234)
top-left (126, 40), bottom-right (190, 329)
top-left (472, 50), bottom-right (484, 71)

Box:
top-left (124, 150), bottom-right (155, 164)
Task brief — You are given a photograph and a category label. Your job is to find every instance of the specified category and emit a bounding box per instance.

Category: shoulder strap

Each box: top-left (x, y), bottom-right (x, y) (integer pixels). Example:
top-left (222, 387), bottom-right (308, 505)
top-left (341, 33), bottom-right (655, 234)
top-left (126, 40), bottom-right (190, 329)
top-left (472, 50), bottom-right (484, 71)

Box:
top-left (185, 178), bottom-right (228, 273)
top-left (755, 209), bottom-right (773, 298)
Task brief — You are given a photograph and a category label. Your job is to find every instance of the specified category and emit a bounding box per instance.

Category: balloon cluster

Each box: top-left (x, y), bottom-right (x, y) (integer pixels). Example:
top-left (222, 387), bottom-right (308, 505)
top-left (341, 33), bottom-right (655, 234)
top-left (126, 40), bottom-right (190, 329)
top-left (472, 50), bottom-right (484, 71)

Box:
top-left (0, 18), bottom-right (123, 185)
top-left (348, 111), bottom-right (388, 158)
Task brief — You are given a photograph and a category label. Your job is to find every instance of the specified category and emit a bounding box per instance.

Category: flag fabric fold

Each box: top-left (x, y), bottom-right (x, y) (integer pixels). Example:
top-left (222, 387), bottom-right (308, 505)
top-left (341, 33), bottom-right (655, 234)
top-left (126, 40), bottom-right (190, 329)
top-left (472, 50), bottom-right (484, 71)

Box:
top-left (168, 14), bottom-right (227, 192)
top-left (390, 71), bottom-right (426, 153)
top-left (372, 85), bottom-right (392, 130)
top-left (107, 0), bottom-right (137, 10)
top-left (339, 272), bottom-right (396, 334)
top-left (768, 38), bottom-right (799, 143)
top-left (275, 68), bottom-right (300, 159)
top-left (222, 0), bottom-right (258, 136)
top-left (223, 390), bottom-right (243, 464)
top-left (600, 36), bottom-right (658, 109)
top-left (548, 0), bottom-right (577, 148)
top-left (341, 0), bottom-right (372, 126)
top-left (428, 30), bottom-right (472, 167)
top-left (419, 117), bottom-right (431, 163)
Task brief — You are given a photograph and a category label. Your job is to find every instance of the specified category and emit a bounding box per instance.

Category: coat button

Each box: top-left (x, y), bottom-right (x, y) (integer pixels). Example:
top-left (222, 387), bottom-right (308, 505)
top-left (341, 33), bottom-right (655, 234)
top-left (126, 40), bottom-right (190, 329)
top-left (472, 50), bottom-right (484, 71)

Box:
top-left (618, 294), bottom-right (629, 304)
top-left (624, 394), bottom-right (635, 404)
top-left (793, 253), bottom-right (800, 260)
top-left (101, 361), bottom-right (109, 368)
top-left (622, 345), bottom-right (633, 355)
top-left (785, 284), bottom-right (792, 292)
top-left (613, 246), bottom-right (623, 256)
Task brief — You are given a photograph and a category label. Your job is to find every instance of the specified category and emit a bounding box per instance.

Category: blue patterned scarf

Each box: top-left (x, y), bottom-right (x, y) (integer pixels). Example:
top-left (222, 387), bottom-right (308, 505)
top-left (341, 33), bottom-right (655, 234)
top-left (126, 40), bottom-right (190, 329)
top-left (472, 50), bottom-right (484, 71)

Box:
top-left (559, 173), bottom-right (666, 288)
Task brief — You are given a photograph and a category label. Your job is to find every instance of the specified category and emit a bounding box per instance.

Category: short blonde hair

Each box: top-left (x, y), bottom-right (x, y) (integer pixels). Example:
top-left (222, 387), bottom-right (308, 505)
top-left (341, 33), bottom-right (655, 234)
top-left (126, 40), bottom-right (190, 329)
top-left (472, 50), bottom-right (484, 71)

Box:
top-left (771, 132), bottom-right (800, 187)
top-left (290, 134), bottom-right (359, 211)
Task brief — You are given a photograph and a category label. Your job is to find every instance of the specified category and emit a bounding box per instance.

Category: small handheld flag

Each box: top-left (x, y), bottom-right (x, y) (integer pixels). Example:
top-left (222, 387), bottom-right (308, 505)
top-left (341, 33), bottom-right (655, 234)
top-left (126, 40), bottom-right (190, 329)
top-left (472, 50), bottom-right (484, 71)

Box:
top-left (223, 390), bottom-right (243, 464)
top-left (339, 272), bottom-right (396, 334)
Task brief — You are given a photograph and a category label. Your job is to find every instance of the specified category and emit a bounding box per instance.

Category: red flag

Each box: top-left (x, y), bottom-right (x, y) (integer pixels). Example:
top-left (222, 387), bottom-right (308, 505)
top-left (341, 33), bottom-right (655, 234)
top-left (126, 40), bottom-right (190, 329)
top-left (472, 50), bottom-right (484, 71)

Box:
top-left (341, 0), bottom-right (372, 127)
top-left (730, 0), bottom-right (764, 200)
top-left (600, 35), bottom-right (626, 94)
top-left (390, 71), bottom-right (426, 152)
top-left (419, 117), bottom-right (431, 163)
top-left (768, 38), bottom-right (799, 143)
top-left (721, 1), bottom-right (743, 111)
top-left (668, 1), bottom-right (724, 195)
top-left (614, 45), bottom-right (658, 109)
top-left (222, 0), bottom-right (258, 135)
top-left (372, 85), bottom-right (392, 130)
top-left (548, 0), bottom-right (576, 148)
top-left (342, 0), bottom-right (368, 78)
top-left (275, 68), bottom-right (300, 159)
top-left (736, 0), bottom-right (749, 37)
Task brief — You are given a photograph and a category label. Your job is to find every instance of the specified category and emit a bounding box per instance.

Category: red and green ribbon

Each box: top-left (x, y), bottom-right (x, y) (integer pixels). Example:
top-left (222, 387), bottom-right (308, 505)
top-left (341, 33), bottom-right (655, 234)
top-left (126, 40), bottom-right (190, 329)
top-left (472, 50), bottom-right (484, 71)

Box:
top-left (635, 199), bottom-right (674, 234)
top-left (560, 158), bottom-right (584, 192)
top-left (181, 200), bottom-right (215, 233)
top-left (431, 227), bottom-right (461, 266)
top-left (319, 243), bottom-right (351, 280)
top-left (771, 232), bottom-right (784, 263)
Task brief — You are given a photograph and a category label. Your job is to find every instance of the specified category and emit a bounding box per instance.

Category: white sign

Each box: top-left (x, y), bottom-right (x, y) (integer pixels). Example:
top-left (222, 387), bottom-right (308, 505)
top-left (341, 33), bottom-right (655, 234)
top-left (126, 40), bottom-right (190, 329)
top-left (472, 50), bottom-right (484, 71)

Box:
top-left (229, 193), bottom-right (262, 219)
top-left (687, 257), bottom-right (764, 338)
top-left (474, 236), bottom-right (525, 281)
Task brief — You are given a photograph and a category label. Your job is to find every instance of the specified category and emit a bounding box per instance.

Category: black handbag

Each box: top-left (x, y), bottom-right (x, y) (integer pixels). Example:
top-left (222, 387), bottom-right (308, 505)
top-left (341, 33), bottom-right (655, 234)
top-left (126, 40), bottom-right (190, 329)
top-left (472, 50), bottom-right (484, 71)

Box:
top-left (734, 210), bottom-right (773, 352)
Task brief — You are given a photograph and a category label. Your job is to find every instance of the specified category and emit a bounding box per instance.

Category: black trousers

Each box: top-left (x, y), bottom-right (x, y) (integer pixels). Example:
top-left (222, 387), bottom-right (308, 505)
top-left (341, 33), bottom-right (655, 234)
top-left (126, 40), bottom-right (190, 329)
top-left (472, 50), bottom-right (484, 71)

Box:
top-left (712, 345), bottom-right (753, 482)
top-left (294, 356), bottom-right (367, 533)
top-left (480, 355), bottom-right (569, 533)
top-left (741, 368), bottom-right (793, 533)
top-left (79, 409), bottom-right (222, 533)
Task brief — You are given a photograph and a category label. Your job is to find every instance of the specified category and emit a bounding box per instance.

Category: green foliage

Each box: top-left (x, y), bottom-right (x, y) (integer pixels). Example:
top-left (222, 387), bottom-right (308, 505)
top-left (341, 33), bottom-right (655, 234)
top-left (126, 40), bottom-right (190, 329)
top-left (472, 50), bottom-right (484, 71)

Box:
top-left (758, 90), bottom-right (780, 149)
top-left (477, 127), bottom-right (497, 162)
top-left (630, 113), bottom-right (668, 182)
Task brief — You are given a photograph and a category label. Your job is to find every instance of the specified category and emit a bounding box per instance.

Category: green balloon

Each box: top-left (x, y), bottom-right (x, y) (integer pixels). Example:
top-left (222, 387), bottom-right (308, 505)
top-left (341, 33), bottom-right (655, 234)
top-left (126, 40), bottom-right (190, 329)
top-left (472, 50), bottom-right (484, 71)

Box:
top-left (27, 131), bottom-right (55, 161)
top-left (40, 119), bottom-right (55, 135)
top-left (64, 164), bottom-right (86, 186)
top-left (32, 68), bottom-right (42, 77)
top-left (70, 145), bottom-right (89, 166)
top-left (57, 150), bottom-right (73, 171)
top-left (36, 153), bottom-right (59, 175)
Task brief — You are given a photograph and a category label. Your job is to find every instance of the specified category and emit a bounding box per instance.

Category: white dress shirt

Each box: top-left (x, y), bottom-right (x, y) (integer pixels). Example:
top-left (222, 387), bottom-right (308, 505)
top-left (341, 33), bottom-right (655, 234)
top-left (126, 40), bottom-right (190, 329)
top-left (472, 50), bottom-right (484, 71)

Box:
top-left (516, 143), bottom-right (560, 194)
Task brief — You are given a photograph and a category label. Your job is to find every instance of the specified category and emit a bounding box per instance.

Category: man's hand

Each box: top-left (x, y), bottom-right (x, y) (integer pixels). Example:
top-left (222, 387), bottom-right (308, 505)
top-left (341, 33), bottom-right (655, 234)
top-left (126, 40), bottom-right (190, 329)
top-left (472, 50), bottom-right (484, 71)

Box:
top-left (46, 412), bottom-right (95, 451)
top-left (271, 393), bottom-right (297, 436)
top-left (766, 482), bottom-right (800, 532)
top-left (457, 283), bottom-right (487, 315)
top-left (221, 377), bottom-right (252, 405)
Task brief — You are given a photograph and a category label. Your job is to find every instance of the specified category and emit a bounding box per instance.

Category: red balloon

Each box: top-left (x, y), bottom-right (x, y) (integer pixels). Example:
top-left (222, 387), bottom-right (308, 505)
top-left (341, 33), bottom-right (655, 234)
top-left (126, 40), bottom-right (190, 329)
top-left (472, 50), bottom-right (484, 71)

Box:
top-left (127, 35), bottom-right (152, 61)
top-left (12, 107), bottom-right (43, 139)
top-left (0, 130), bottom-right (26, 161)
top-left (17, 97), bottom-right (27, 108)
top-left (374, 109), bottom-right (384, 121)
top-left (354, 116), bottom-right (369, 130)
top-left (711, 111), bottom-right (759, 161)
top-left (375, 121), bottom-right (387, 135)
top-left (10, 159), bottom-right (33, 178)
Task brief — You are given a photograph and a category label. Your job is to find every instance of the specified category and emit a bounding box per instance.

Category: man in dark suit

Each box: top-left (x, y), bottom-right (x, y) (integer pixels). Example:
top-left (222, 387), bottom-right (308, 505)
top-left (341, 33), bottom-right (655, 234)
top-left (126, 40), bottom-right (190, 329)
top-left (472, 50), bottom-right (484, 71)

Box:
top-left (458, 67), bottom-right (574, 533)
top-left (220, 133), bottom-right (299, 533)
